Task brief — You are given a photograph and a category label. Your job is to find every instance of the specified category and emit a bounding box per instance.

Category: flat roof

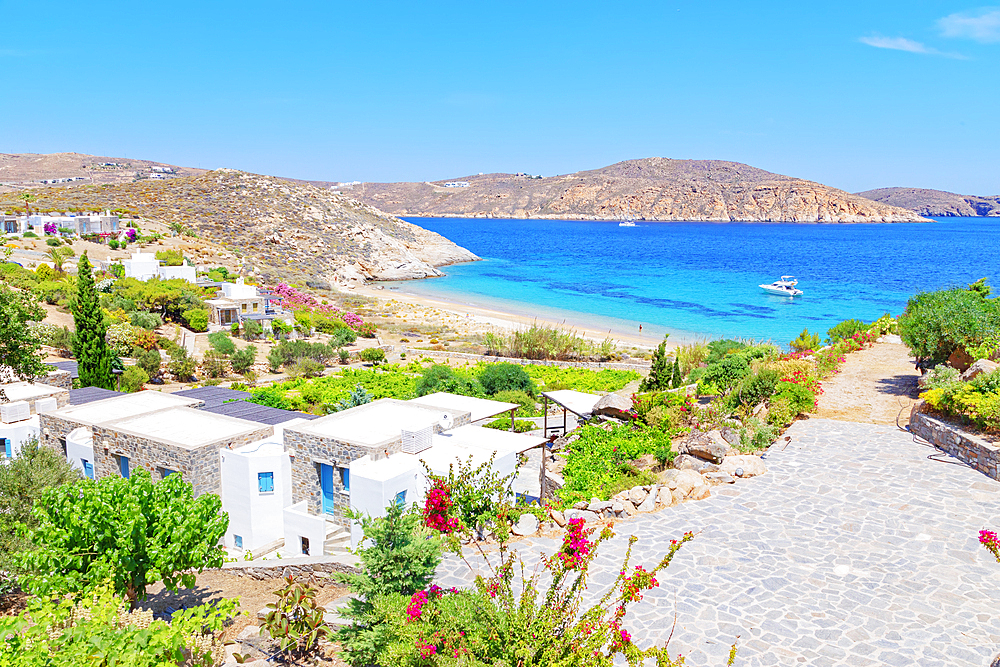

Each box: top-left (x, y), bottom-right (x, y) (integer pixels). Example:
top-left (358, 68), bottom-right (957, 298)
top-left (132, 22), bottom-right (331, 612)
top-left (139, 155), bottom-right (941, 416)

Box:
top-left (69, 387), bottom-right (125, 405)
top-left (231, 439), bottom-right (285, 457)
top-left (173, 386), bottom-right (250, 408)
top-left (418, 439), bottom-right (500, 472)
top-left (350, 452), bottom-right (421, 482)
top-left (409, 392), bottom-right (519, 422)
top-left (203, 401), bottom-right (316, 425)
top-left (435, 424), bottom-right (547, 455)
top-left (48, 391), bottom-right (203, 426)
top-left (107, 406), bottom-right (271, 450)
top-left (289, 398), bottom-right (468, 448)
top-left (541, 389), bottom-right (603, 417)
top-left (1, 382), bottom-right (68, 403)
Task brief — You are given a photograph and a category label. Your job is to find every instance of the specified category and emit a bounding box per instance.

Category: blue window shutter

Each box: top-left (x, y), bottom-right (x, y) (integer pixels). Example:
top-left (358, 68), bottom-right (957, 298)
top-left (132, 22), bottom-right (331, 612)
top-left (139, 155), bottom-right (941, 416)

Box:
top-left (82, 460), bottom-right (94, 480)
top-left (234, 535), bottom-right (243, 549)
top-left (258, 472), bottom-right (274, 493)
top-left (341, 467), bottom-right (350, 491)
top-left (3, 439), bottom-right (10, 458)
top-left (394, 490), bottom-right (407, 507)
top-left (119, 456), bottom-right (129, 479)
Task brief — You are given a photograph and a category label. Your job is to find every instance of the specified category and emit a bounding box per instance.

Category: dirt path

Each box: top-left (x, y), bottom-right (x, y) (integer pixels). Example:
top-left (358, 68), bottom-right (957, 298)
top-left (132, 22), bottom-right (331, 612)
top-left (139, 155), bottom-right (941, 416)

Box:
top-left (813, 339), bottom-right (922, 426)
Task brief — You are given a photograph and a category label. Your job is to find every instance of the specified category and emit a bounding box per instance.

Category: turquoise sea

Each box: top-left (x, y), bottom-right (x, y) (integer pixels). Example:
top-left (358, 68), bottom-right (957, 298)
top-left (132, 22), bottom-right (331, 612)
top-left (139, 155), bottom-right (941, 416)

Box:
top-left (385, 217), bottom-right (999, 346)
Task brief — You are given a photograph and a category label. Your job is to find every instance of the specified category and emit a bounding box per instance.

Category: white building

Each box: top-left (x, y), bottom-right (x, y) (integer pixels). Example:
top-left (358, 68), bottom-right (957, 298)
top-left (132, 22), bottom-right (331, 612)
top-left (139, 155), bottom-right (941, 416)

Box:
top-left (0, 382), bottom-right (70, 462)
top-left (220, 437), bottom-right (292, 554)
top-left (117, 251), bottom-right (196, 283)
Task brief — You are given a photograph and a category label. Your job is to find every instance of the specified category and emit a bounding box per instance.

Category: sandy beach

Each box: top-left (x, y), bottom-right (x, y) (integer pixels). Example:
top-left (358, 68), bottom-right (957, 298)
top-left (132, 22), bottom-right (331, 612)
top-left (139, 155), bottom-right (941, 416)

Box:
top-left (351, 281), bottom-right (671, 352)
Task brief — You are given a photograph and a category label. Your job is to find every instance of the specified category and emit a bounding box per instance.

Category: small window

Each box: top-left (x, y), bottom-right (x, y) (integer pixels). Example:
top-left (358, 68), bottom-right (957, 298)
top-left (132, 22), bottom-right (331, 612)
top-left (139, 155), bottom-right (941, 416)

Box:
top-left (82, 459), bottom-right (94, 480)
top-left (241, 303), bottom-right (247, 313)
top-left (394, 490), bottom-right (407, 507)
top-left (2, 439), bottom-right (10, 458)
top-left (234, 535), bottom-right (243, 550)
top-left (161, 468), bottom-right (176, 479)
top-left (300, 536), bottom-right (310, 556)
top-left (253, 302), bottom-right (259, 312)
top-left (118, 455), bottom-right (130, 479)
top-left (258, 471), bottom-right (274, 493)
top-left (340, 467), bottom-right (350, 491)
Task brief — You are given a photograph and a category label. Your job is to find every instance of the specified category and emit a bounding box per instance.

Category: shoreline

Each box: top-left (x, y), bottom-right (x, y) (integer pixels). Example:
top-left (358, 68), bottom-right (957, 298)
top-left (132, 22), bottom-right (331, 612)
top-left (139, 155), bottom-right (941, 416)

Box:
top-left (350, 281), bottom-right (674, 351)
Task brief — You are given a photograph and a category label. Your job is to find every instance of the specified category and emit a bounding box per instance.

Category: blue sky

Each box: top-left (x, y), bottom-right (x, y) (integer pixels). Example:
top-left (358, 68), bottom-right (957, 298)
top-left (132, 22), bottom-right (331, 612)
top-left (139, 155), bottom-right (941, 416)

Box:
top-left (1, 1), bottom-right (998, 194)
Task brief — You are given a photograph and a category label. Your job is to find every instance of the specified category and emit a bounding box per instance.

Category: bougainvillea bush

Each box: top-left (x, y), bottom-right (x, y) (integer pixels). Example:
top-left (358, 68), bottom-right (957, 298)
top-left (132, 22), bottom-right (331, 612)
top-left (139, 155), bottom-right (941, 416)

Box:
top-left (348, 515), bottom-right (701, 667)
top-left (270, 283), bottom-right (375, 336)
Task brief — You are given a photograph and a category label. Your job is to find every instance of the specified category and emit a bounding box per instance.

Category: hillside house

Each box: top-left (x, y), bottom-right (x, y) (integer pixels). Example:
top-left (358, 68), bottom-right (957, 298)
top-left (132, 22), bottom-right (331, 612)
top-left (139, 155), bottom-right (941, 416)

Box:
top-left (205, 278), bottom-right (291, 330)
top-left (112, 251), bottom-right (197, 283)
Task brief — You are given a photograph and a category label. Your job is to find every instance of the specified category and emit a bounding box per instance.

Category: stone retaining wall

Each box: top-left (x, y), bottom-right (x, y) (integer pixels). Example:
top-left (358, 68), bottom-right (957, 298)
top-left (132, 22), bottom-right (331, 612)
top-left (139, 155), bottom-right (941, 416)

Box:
top-left (217, 554), bottom-right (359, 580)
top-left (404, 348), bottom-right (651, 372)
top-left (911, 412), bottom-right (1000, 480)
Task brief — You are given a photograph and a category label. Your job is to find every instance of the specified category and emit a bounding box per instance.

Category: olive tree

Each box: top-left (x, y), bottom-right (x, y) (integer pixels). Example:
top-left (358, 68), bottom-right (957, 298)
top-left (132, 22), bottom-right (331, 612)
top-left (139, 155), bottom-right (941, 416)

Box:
top-left (17, 469), bottom-right (228, 604)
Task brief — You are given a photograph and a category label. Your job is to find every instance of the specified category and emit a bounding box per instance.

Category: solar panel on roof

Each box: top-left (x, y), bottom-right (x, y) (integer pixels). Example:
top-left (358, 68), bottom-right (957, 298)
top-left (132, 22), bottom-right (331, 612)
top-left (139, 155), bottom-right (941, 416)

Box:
top-left (172, 387), bottom-right (251, 408)
top-left (69, 387), bottom-right (126, 405)
top-left (201, 401), bottom-right (316, 426)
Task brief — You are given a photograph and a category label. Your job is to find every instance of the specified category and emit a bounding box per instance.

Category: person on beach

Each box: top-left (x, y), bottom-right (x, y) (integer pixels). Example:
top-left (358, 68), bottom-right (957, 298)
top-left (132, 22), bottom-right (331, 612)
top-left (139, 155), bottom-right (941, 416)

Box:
top-left (639, 325), bottom-right (642, 332)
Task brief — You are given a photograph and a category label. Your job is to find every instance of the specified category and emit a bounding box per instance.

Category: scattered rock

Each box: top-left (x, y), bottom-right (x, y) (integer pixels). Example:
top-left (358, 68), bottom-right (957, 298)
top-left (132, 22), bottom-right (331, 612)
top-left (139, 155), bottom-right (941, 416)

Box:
top-left (673, 454), bottom-right (720, 473)
top-left (611, 501), bottom-right (624, 514)
top-left (573, 501), bottom-right (589, 510)
top-left (663, 469), bottom-right (703, 496)
top-left (637, 485), bottom-right (658, 512)
top-left (671, 487), bottom-right (687, 504)
top-left (629, 453), bottom-right (658, 471)
top-left (678, 430), bottom-right (728, 463)
top-left (656, 469), bottom-right (681, 486)
top-left (549, 509), bottom-right (567, 527)
top-left (703, 471), bottom-right (736, 484)
top-left (620, 499), bottom-right (638, 515)
top-left (657, 486), bottom-right (674, 506)
top-left (628, 486), bottom-right (648, 506)
top-left (512, 512), bottom-right (539, 536)
top-left (592, 393), bottom-right (634, 420)
top-left (719, 455), bottom-right (767, 477)
top-left (237, 625), bottom-right (259, 640)
top-left (948, 348), bottom-right (975, 373)
top-left (564, 509), bottom-right (600, 522)
top-left (961, 359), bottom-right (999, 382)
top-left (588, 499), bottom-right (614, 514)
top-left (689, 484), bottom-right (711, 500)
top-left (720, 426), bottom-right (741, 446)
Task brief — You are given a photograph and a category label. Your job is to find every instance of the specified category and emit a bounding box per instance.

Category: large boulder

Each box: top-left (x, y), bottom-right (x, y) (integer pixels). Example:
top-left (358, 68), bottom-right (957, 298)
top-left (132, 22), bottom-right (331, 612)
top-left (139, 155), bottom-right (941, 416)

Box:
top-left (689, 484), bottom-right (711, 500)
top-left (719, 454), bottom-right (767, 477)
top-left (512, 512), bottom-right (539, 536)
top-left (565, 509), bottom-right (599, 522)
top-left (549, 509), bottom-right (567, 527)
top-left (678, 430), bottom-right (728, 463)
top-left (658, 469), bottom-right (703, 496)
top-left (637, 485), bottom-right (658, 512)
top-left (948, 348), bottom-right (975, 373)
top-left (673, 454), bottom-right (720, 473)
top-left (592, 393), bottom-right (634, 419)
top-left (656, 486), bottom-right (674, 506)
top-left (961, 359), bottom-right (999, 382)
top-left (719, 426), bottom-right (741, 447)
top-left (628, 486), bottom-right (649, 506)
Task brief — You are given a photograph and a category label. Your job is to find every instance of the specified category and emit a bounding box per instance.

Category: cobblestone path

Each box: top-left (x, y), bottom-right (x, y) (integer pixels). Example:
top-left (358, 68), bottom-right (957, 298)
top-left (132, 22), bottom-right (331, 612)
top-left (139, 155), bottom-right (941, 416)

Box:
top-left (434, 418), bottom-right (1000, 666)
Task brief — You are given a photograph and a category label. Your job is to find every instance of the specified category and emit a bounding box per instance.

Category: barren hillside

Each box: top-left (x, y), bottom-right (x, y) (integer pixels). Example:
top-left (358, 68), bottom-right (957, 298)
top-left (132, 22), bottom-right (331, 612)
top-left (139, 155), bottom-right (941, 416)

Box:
top-left (0, 170), bottom-right (478, 285)
top-left (0, 152), bottom-right (206, 191)
top-left (349, 158), bottom-right (929, 223)
top-left (856, 187), bottom-right (1000, 217)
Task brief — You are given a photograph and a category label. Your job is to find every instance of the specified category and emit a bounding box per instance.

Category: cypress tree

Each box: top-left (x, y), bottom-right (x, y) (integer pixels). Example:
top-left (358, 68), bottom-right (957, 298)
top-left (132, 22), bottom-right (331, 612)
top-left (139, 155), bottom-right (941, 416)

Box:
top-left (639, 336), bottom-right (671, 392)
top-left (670, 356), bottom-right (683, 388)
top-left (72, 253), bottom-right (115, 389)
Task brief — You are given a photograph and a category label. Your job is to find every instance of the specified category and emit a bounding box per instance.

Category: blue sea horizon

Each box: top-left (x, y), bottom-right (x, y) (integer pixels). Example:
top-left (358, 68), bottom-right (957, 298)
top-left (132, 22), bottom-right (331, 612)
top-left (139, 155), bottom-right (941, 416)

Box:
top-left (384, 217), bottom-right (999, 347)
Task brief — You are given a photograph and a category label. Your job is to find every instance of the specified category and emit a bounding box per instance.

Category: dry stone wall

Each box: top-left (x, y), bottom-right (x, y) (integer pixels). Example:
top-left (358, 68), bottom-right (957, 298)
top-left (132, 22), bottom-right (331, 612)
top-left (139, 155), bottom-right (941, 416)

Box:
top-left (911, 412), bottom-right (1000, 480)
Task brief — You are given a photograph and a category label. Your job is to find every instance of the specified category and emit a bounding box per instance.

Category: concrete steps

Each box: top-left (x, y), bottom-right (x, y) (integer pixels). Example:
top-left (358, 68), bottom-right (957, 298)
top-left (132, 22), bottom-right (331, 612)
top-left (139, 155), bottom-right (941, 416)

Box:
top-left (324, 521), bottom-right (350, 556)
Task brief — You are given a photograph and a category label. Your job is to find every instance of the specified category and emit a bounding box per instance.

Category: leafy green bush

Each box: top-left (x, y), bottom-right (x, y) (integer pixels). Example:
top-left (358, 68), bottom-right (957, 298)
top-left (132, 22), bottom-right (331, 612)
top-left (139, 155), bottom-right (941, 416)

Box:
top-left (17, 469), bottom-right (228, 602)
top-left (521, 365), bottom-right (639, 392)
top-left (704, 339), bottom-right (746, 365)
top-left (724, 368), bottom-right (779, 413)
top-left (230, 345), bottom-right (257, 374)
top-left (826, 318), bottom-right (867, 344)
top-left (129, 310), bottom-right (162, 330)
top-left (182, 307), bottom-right (208, 332)
top-left (202, 349), bottom-right (229, 378)
top-left (154, 249), bottom-right (184, 266)
top-left (416, 364), bottom-right (482, 397)
top-left (922, 369), bottom-right (1000, 432)
top-left (700, 353), bottom-right (751, 393)
top-left (478, 362), bottom-right (534, 396)
top-left (250, 386), bottom-right (294, 410)
top-left (639, 337), bottom-right (672, 392)
top-left (899, 286), bottom-right (1000, 362)
top-left (243, 318), bottom-right (263, 340)
top-left (490, 389), bottom-right (539, 416)
top-left (739, 418), bottom-right (778, 451)
top-left (262, 575), bottom-right (330, 660)
top-left (360, 347), bottom-right (387, 366)
top-left (421, 453), bottom-right (515, 538)
top-left (288, 358), bottom-right (324, 378)
top-left (120, 365), bottom-right (148, 392)
top-left (134, 348), bottom-right (162, 378)
top-left (207, 331), bottom-right (236, 355)
top-left (790, 328), bottom-right (822, 353)
top-left (45, 237), bottom-right (61, 248)
top-left (167, 346), bottom-right (196, 381)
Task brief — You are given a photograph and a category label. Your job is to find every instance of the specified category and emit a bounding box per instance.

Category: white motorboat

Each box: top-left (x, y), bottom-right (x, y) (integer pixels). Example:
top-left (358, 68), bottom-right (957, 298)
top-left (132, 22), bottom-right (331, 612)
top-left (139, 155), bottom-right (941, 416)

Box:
top-left (618, 221), bottom-right (636, 227)
top-left (759, 275), bottom-right (803, 297)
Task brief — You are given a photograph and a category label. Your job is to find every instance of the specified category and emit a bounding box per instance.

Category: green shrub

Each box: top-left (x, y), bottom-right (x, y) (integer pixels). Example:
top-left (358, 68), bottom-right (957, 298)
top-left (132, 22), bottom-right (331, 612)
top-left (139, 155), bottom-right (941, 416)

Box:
top-left (484, 417), bottom-right (536, 432)
top-left (478, 362), bottom-right (534, 396)
top-left (359, 347), bottom-right (387, 366)
top-left (182, 308), bottom-right (208, 333)
top-left (490, 389), bottom-right (539, 417)
top-left (338, 347), bottom-right (350, 364)
top-left (724, 369), bottom-right (780, 412)
top-left (416, 364), bottom-right (482, 397)
top-left (22, 231), bottom-right (37, 238)
top-left (207, 331), bottom-right (236, 355)
top-left (766, 394), bottom-right (797, 427)
top-left (243, 319), bottom-right (263, 340)
top-left (899, 286), bottom-right (1000, 362)
top-left (790, 328), bottom-right (822, 353)
top-left (704, 339), bottom-right (746, 365)
top-left (645, 404), bottom-right (680, 432)
top-left (520, 365), bottom-right (639, 393)
top-left (167, 346), bottom-right (196, 381)
top-left (202, 349), bottom-right (229, 378)
top-left (267, 347), bottom-right (284, 373)
top-left (772, 380), bottom-right (816, 415)
top-left (654, 443), bottom-right (675, 468)
top-left (330, 327), bottom-right (357, 347)
top-left (154, 249), bottom-right (183, 266)
top-left (45, 238), bottom-right (61, 248)
top-left (288, 358), bottom-right (324, 378)
top-left (136, 348), bottom-right (162, 378)
top-left (250, 386), bottom-right (294, 410)
top-left (739, 418), bottom-right (778, 451)
top-left (129, 310), bottom-right (162, 330)
top-left (639, 338), bottom-right (672, 392)
top-left (559, 423), bottom-right (671, 504)
top-left (701, 354), bottom-right (751, 393)
top-left (230, 345), bottom-right (257, 374)
top-left (120, 366), bottom-right (149, 393)
top-left (827, 318), bottom-right (867, 344)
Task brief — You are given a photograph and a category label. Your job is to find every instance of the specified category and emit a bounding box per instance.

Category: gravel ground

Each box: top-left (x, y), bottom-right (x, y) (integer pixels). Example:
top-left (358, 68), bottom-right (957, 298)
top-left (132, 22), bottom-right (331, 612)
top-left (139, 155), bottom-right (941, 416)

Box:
top-left (813, 341), bottom-right (921, 426)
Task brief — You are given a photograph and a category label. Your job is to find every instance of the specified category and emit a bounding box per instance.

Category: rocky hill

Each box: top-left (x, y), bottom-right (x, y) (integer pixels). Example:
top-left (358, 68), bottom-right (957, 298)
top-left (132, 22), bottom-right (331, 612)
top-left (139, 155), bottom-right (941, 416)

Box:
top-left (348, 158), bottom-right (928, 223)
top-left (0, 152), bottom-right (206, 192)
top-left (856, 187), bottom-right (1000, 217)
top-left (0, 170), bottom-right (478, 285)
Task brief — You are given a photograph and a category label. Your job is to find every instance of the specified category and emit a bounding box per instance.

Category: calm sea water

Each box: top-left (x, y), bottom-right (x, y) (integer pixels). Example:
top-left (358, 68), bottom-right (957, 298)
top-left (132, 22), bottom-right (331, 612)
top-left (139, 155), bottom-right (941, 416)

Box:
top-left (388, 217), bottom-right (999, 346)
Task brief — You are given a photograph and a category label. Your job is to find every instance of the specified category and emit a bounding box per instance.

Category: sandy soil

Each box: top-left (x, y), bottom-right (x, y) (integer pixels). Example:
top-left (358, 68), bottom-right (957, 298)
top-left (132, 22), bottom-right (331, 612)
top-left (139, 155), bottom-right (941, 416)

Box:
top-left (813, 340), bottom-right (921, 426)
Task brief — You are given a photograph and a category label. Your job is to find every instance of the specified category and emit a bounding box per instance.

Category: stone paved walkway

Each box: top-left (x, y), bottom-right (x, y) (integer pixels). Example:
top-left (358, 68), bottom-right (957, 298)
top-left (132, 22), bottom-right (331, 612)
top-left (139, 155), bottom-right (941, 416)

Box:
top-left (434, 418), bottom-right (1000, 666)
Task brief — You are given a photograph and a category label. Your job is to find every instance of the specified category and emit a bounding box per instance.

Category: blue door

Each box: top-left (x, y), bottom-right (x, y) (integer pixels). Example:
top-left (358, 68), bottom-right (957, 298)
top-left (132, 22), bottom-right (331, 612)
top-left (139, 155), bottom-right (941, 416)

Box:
top-left (2, 439), bottom-right (11, 458)
top-left (319, 464), bottom-right (335, 515)
top-left (82, 459), bottom-right (94, 480)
